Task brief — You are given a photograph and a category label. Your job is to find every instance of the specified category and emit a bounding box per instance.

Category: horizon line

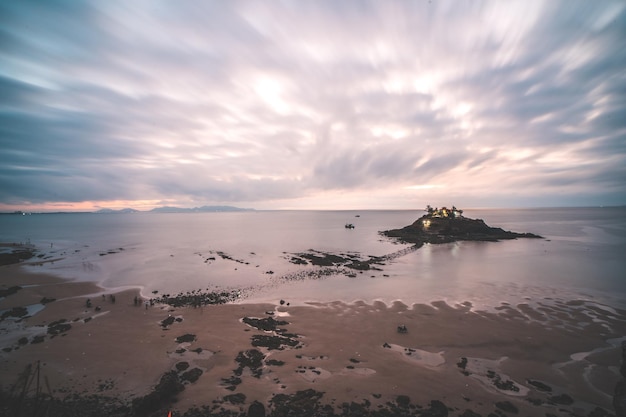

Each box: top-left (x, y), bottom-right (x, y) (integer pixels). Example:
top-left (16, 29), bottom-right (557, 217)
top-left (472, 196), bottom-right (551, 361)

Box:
top-left (2, 204), bottom-right (625, 215)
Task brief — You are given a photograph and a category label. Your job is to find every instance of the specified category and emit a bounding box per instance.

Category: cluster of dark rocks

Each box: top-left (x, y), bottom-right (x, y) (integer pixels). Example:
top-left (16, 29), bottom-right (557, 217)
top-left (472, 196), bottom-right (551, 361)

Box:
top-left (151, 289), bottom-right (242, 308)
top-left (0, 245), bottom-right (36, 266)
top-left (132, 370), bottom-right (185, 416)
top-left (220, 348), bottom-right (267, 392)
top-left (160, 314), bottom-right (183, 328)
top-left (99, 247), bottom-right (125, 257)
top-left (0, 298), bottom-right (56, 324)
top-left (175, 333), bottom-right (197, 343)
top-left (0, 390), bottom-right (132, 417)
top-left (250, 334), bottom-right (300, 351)
top-left (170, 333), bottom-right (205, 384)
top-left (2, 314), bottom-right (75, 353)
top-left (3, 386), bottom-right (611, 417)
top-left (3, 331), bottom-right (619, 417)
top-left (215, 251), bottom-right (250, 265)
top-left (47, 319), bottom-right (72, 336)
top-left (242, 315), bottom-right (302, 352)
top-left (1, 305), bottom-right (29, 321)
top-left (197, 250), bottom-right (255, 267)
top-left (132, 362), bottom-right (204, 414)
top-left (233, 349), bottom-right (265, 379)
top-left (242, 316), bottom-right (288, 332)
top-left (288, 250), bottom-right (385, 272)
top-left (0, 285), bottom-right (22, 298)
top-left (456, 357), bottom-right (614, 416)
top-left (265, 392), bottom-right (454, 417)
top-left (179, 390), bottom-right (454, 417)
top-left (219, 315), bottom-right (302, 393)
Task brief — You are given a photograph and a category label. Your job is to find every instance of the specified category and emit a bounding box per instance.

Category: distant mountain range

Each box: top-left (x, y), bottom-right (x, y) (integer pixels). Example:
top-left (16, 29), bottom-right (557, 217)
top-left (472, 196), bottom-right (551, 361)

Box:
top-left (94, 206), bottom-right (253, 214)
top-left (95, 208), bottom-right (140, 214)
top-left (149, 205), bottom-right (253, 213)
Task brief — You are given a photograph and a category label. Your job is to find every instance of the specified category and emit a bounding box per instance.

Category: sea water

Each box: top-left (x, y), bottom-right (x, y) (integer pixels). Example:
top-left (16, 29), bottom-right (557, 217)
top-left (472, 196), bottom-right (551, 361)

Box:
top-left (1, 208), bottom-right (625, 309)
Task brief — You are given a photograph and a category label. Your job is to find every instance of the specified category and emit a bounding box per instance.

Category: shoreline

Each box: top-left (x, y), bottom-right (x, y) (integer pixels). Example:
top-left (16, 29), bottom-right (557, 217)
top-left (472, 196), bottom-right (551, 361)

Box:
top-left (2, 264), bottom-right (625, 416)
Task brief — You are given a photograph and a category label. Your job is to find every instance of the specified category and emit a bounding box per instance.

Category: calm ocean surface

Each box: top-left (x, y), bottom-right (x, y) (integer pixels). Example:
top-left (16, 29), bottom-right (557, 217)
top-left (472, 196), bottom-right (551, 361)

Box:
top-left (1, 208), bottom-right (625, 309)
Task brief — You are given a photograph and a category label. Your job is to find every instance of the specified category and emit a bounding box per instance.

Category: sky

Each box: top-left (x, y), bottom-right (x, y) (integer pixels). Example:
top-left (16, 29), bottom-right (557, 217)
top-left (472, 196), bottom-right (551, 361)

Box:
top-left (1, 1), bottom-right (625, 211)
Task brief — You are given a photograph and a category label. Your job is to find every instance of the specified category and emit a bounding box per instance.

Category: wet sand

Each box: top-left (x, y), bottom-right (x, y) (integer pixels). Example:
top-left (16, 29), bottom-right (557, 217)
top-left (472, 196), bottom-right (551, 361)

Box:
top-left (1, 264), bottom-right (625, 416)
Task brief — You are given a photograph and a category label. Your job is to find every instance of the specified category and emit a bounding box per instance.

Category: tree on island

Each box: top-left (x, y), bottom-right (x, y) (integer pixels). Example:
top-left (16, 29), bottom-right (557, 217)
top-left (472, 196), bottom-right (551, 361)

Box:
top-left (424, 205), bottom-right (463, 219)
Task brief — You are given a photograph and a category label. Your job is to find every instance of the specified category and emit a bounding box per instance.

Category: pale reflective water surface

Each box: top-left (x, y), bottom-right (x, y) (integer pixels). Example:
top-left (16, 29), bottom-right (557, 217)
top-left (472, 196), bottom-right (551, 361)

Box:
top-left (1, 208), bottom-right (624, 308)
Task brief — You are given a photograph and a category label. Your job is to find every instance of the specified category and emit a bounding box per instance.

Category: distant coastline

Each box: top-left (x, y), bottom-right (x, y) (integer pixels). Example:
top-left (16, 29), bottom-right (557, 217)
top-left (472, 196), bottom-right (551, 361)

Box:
top-left (0, 205), bottom-right (255, 215)
top-left (101, 205), bottom-right (255, 214)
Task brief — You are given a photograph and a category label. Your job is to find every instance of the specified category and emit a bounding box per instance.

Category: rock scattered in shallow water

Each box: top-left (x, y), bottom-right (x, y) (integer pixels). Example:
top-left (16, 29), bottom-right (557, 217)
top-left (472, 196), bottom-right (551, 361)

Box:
top-left (175, 361), bottom-right (190, 372)
top-left (180, 367), bottom-right (203, 384)
top-left (242, 316), bottom-right (288, 331)
top-left (175, 333), bottom-right (196, 343)
top-left (250, 334), bottom-right (300, 350)
top-left (47, 319), bottom-right (71, 335)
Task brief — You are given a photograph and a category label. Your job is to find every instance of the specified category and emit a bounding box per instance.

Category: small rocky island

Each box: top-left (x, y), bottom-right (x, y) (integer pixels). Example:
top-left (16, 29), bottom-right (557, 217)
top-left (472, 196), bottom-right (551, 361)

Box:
top-left (382, 205), bottom-right (542, 245)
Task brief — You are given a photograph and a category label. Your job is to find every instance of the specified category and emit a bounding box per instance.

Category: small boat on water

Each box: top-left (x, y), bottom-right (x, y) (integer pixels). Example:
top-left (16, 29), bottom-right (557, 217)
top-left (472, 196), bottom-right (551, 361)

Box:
top-left (345, 223), bottom-right (355, 229)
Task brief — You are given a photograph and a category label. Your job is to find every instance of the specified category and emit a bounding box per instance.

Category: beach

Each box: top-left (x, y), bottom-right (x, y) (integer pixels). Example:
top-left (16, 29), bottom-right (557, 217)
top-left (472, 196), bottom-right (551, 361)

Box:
top-left (2, 263), bottom-right (625, 417)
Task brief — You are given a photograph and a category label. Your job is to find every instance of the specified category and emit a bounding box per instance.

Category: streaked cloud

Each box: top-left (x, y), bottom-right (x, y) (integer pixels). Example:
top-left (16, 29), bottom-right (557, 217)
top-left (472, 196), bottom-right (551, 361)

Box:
top-left (1, 0), bottom-right (624, 211)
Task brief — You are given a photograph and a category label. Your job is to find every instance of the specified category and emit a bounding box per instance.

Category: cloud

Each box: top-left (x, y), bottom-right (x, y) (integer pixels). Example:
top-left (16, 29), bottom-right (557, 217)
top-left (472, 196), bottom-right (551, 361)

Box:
top-left (0, 0), bottom-right (625, 210)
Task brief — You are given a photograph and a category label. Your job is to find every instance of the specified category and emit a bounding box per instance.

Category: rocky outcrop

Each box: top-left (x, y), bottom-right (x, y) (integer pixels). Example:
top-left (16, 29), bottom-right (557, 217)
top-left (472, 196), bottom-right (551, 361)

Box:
top-left (132, 370), bottom-right (184, 416)
top-left (180, 368), bottom-right (203, 384)
top-left (243, 316), bottom-right (288, 332)
top-left (382, 214), bottom-right (542, 245)
top-left (234, 349), bottom-right (265, 378)
top-left (0, 246), bottom-right (36, 266)
top-left (175, 333), bottom-right (197, 343)
top-left (0, 285), bottom-right (22, 298)
top-left (248, 400), bottom-right (266, 417)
